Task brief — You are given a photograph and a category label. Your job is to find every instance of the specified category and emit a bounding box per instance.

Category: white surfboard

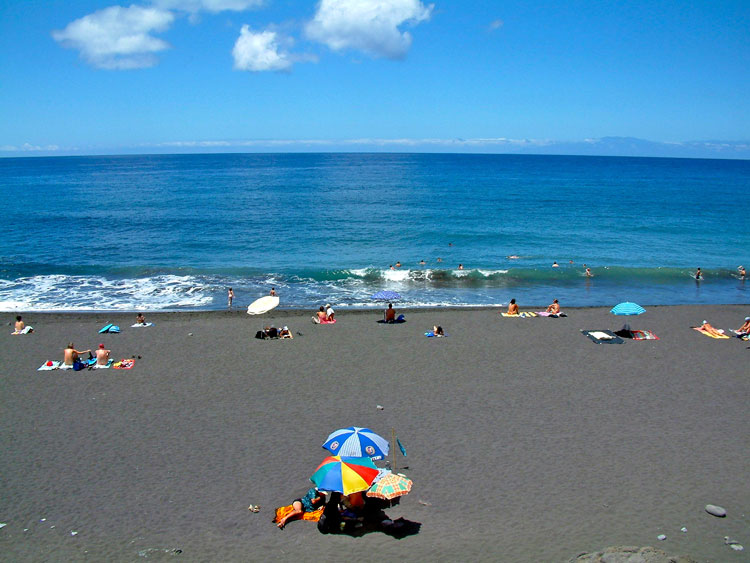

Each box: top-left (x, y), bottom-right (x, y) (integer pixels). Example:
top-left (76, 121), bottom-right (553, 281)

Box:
top-left (247, 295), bottom-right (279, 315)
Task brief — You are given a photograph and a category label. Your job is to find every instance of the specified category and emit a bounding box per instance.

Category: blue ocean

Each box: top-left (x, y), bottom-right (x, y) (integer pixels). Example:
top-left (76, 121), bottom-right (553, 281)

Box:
top-left (1, 153), bottom-right (748, 311)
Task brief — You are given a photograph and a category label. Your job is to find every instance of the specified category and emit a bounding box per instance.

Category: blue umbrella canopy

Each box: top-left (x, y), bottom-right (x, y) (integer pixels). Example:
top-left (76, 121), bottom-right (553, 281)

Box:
top-left (323, 426), bottom-right (390, 460)
top-left (371, 290), bottom-right (402, 301)
top-left (610, 302), bottom-right (646, 316)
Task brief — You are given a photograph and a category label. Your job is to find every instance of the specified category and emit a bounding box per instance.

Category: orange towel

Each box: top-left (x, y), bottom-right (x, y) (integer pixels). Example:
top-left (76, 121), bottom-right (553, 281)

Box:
top-left (273, 505), bottom-right (324, 524)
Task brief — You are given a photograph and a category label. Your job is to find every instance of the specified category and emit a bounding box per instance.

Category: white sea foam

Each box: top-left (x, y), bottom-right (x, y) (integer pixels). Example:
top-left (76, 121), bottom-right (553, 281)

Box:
top-left (0, 275), bottom-right (214, 311)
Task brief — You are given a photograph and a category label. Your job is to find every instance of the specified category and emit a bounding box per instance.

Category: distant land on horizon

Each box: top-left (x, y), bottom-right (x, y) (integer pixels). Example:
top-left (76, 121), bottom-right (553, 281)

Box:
top-left (1, 136), bottom-right (749, 160)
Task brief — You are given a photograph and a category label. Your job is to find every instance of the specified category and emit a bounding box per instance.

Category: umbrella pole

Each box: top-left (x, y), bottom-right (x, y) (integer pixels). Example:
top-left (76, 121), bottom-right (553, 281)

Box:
top-left (391, 428), bottom-right (397, 472)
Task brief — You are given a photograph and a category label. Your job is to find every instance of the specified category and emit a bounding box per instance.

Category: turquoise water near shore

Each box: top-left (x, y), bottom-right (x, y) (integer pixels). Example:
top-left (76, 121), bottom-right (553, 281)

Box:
top-left (1, 153), bottom-right (748, 310)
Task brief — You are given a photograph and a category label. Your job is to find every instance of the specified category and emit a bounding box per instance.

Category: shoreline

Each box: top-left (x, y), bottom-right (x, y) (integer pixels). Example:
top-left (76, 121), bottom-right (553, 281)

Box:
top-left (2, 304), bottom-right (748, 561)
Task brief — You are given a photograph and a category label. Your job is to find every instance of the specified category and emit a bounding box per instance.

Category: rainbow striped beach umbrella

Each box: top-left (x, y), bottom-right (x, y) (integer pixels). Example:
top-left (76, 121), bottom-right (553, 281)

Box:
top-left (310, 456), bottom-right (380, 495)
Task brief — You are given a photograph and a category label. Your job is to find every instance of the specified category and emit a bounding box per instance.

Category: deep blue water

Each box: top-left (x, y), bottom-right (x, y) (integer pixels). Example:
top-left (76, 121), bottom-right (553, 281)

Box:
top-left (1, 153), bottom-right (748, 311)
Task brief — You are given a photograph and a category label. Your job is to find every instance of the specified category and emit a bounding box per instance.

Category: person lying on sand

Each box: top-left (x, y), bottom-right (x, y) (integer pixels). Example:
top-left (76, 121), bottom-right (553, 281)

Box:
top-left (95, 344), bottom-right (110, 365)
top-left (275, 488), bottom-right (326, 529)
top-left (507, 299), bottom-right (519, 315)
top-left (699, 320), bottom-right (724, 337)
top-left (546, 299), bottom-right (560, 314)
top-left (279, 326), bottom-right (293, 339)
top-left (63, 343), bottom-right (91, 366)
top-left (736, 316), bottom-right (750, 335)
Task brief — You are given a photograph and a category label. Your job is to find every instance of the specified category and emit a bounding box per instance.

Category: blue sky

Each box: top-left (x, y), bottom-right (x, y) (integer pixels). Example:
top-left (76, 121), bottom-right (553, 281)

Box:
top-left (1, 0), bottom-right (749, 157)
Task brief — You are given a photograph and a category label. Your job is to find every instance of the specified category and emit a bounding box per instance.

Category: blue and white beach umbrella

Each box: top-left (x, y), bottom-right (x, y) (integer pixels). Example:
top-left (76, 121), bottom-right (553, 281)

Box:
top-left (610, 302), bottom-right (646, 316)
top-left (323, 426), bottom-right (390, 460)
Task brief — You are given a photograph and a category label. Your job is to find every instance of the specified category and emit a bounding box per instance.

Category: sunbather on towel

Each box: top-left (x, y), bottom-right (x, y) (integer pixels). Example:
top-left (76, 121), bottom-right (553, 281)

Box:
top-left (95, 343), bottom-right (111, 365)
top-left (274, 488), bottom-right (326, 529)
top-left (13, 315), bottom-right (33, 334)
top-left (736, 316), bottom-right (750, 335)
top-left (546, 299), bottom-right (560, 314)
top-left (384, 303), bottom-right (397, 322)
top-left (506, 299), bottom-right (519, 315)
top-left (279, 326), bottom-right (293, 339)
top-left (699, 320), bottom-right (724, 337)
top-left (63, 343), bottom-right (91, 367)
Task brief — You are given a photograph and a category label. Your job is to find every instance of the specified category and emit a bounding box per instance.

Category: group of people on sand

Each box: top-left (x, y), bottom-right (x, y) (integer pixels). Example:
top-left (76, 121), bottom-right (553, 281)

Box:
top-left (312, 304), bottom-right (335, 324)
top-left (256, 325), bottom-right (293, 339)
top-left (505, 298), bottom-right (561, 315)
top-left (700, 317), bottom-right (750, 338)
top-left (274, 487), bottom-right (407, 536)
top-left (63, 342), bottom-right (110, 367)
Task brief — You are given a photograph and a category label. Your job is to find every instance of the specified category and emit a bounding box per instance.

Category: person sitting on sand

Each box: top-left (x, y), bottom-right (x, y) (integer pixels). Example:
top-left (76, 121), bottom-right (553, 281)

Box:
top-left (136, 312), bottom-right (146, 325)
top-left (313, 306), bottom-right (327, 323)
top-left (507, 299), bottom-right (519, 315)
top-left (699, 320), bottom-right (724, 337)
top-left (546, 299), bottom-right (560, 314)
top-left (384, 303), bottom-right (396, 323)
top-left (736, 316), bottom-right (750, 335)
top-left (275, 488), bottom-right (326, 529)
top-left (264, 325), bottom-right (279, 338)
top-left (13, 315), bottom-right (33, 334)
top-left (325, 304), bottom-right (335, 322)
top-left (279, 326), bottom-right (293, 339)
top-left (63, 343), bottom-right (90, 367)
top-left (433, 325), bottom-right (444, 337)
top-left (95, 343), bottom-right (110, 365)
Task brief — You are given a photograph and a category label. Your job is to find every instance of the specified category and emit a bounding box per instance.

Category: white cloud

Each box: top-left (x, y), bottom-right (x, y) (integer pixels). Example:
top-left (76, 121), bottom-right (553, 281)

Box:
top-left (305, 0), bottom-right (433, 59)
top-left (232, 25), bottom-right (292, 71)
top-left (152, 0), bottom-right (263, 14)
top-left (52, 5), bottom-right (174, 69)
top-left (489, 19), bottom-right (503, 30)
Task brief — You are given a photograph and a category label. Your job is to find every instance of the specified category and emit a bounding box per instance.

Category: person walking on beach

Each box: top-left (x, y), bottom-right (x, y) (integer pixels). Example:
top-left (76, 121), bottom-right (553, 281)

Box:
top-left (227, 287), bottom-right (234, 310)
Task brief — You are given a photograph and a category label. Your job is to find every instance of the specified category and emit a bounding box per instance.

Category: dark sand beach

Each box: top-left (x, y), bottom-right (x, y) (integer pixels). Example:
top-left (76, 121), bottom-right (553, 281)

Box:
top-left (1, 305), bottom-right (748, 561)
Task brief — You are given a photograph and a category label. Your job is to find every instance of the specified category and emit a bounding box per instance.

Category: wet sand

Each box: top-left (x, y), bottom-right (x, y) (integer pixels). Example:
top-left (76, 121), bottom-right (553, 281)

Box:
top-left (1, 305), bottom-right (749, 561)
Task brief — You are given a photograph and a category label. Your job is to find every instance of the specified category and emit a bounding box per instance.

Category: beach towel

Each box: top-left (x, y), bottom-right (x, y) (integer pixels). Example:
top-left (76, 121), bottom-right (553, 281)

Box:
top-left (630, 330), bottom-right (659, 340)
top-left (501, 312), bottom-right (537, 318)
top-left (12, 326), bottom-right (34, 334)
top-left (425, 331), bottom-right (447, 337)
top-left (581, 330), bottom-right (624, 344)
top-left (535, 312), bottom-right (567, 317)
top-left (93, 359), bottom-right (115, 369)
top-left (38, 361), bottom-right (60, 371)
top-left (113, 359), bottom-right (136, 370)
top-left (692, 327), bottom-right (730, 339)
top-left (99, 324), bottom-right (121, 333)
top-left (130, 323), bottom-right (154, 328)
top-left (319, 318), bottom-right (337, 324)
top-left (273, 505), bottom-right (324, 525)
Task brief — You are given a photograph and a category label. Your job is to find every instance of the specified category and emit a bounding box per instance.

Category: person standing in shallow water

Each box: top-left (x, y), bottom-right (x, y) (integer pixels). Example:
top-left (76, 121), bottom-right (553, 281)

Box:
top-left (227, 287), bottom-right (234, 310)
